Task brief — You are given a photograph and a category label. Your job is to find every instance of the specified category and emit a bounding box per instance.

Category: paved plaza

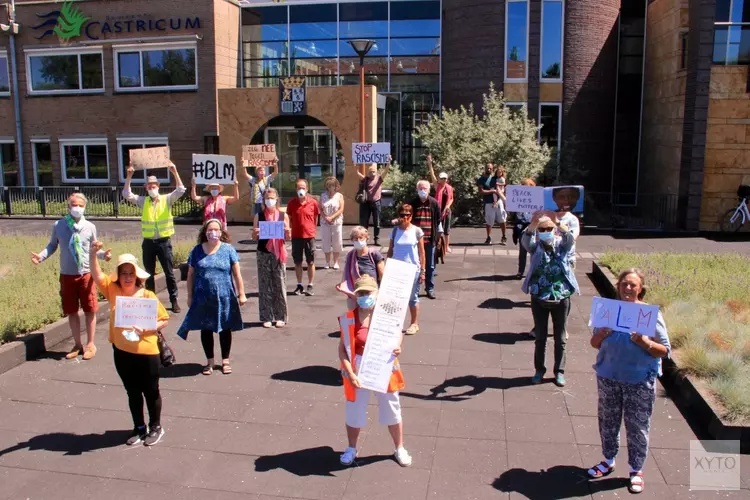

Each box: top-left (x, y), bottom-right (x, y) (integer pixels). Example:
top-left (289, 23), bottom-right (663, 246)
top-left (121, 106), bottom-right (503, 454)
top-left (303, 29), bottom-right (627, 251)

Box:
top-left (0, 219), bottom-right (748, 499)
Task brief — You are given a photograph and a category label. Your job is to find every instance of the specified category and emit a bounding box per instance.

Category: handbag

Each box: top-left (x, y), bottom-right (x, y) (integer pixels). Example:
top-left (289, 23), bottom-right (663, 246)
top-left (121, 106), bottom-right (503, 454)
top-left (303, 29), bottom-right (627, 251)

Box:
top-left (355, 179), bottom-right (368, 204)
top-left (157, 330), bottom-right (176, 367)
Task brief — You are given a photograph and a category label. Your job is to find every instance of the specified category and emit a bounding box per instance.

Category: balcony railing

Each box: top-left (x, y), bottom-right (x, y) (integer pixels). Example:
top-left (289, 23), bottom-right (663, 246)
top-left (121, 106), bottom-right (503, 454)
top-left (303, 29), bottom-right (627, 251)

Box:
top-left (583, 192), bottom-right (680, 231)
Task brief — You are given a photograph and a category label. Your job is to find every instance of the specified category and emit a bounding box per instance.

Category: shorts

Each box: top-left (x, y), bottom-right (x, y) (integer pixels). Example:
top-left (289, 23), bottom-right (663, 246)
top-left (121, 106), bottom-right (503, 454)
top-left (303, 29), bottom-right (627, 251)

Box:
top-left (485, 202), bottom-right (507, 226)
top-left (345, 360), bottom-right (402, 428)
top-left (442, 209), bottom-right (452, 235)
top-left (292, 237), bottom-right (315, 265)
top-left (60, 273), bottom-right (99, 315)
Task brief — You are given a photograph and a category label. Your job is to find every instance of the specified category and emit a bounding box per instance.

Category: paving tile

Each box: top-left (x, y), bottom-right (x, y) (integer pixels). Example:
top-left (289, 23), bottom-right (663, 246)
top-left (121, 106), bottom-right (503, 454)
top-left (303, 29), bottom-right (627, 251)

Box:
top-left (449, 348), bottom-right (503, 368)
top-left (503, 390), bottom-right (567, 415)
top-left (398, 364), bottom-right (448, 386)
top-left (668, 485), bottom-right (750, 499)
top-left (432, 437), bottom-right (508, 476)
top-left (651, 448), bottom-right (692, 486)
top-left (504, 413), bottom-right (576, 443)
top-left (343, 462), bottom-right (431, 500)
top-left (427, 471), bottom-right (510, 500)
top-left (358, 429), bottom-right (436, 471)
top-left (438, 408), bottom-right (505, 440)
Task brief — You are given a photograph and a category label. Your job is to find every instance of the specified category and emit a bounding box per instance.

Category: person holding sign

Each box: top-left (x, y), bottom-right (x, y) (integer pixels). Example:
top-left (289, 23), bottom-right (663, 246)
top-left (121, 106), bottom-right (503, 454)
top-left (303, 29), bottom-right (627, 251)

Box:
top-left (512, 179), bottom-right (537, 280)
top-left (586, 269), bottom-right (670, 494)
top-left (337, 275), bottom-right (412, 468)
top-left (426, 155), bottom-right (454, 254)
top-left (190, 176), bottom-right (240, 229)
top-left (89, 243), bottom-right (170, 447)
top-left (356, 157), bottom-right (391, 246)
top-left (178, 220), bottom-right (247, 375)
top-left (521, 212), bottom-right (579, 387)
top-left (240, 158), bottom-right (278, 219)
top-left (337, 226), bottom-right (385, 310)
top-left (319, 176), bottom-right (345, 270)
top-left (123, 163), bottom-right (185, 313)
top-left (253, 188), bottom-right (291, 328)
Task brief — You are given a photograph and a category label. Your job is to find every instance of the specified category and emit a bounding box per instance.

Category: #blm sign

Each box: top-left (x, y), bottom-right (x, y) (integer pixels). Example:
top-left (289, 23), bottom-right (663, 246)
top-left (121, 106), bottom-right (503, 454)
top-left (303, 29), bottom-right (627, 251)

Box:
top-left (192, 154), bottom-right (236, 185)
top-left (114, 296), bottom-right (158, 331)
top-left (130, 146), bottom-right (170, 170)
top-left (588, 297), bottom-right (660, 338)
top-left (242, 144), bottom-right (276, 166)
top-left (352, 143), bottom-right (390, 165)
top-left (506, 185), bottom-right (545, 212)
top-left (258, 221), bottom-right (285, 240)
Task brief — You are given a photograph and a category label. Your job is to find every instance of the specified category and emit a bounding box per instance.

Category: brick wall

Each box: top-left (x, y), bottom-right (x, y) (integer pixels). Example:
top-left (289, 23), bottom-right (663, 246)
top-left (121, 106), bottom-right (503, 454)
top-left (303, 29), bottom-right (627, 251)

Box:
top-left (640, 0), bottom-right (688, 196)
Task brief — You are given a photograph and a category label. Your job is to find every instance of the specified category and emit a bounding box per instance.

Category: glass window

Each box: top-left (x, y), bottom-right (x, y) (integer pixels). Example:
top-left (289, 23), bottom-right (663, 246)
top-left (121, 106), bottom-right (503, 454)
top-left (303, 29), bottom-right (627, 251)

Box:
top-left (339, 73), bottom-right (388, 91)
top-left (390, 38), bottom-right (441, 56)
top-left (245, 77), bottom-right (280, 89)
top-left (340, 2), bottom-right (388, 39)
top-left (731, 0), bottom-right (750, 22)
top-left (291, 57), bottom-right (338, 77)
top-left (114, 44), bottom-right (197, 91)
top-left (506, 1), bottom-right (528, 80)
top-left (390, 1), bottom-right (441, 37)
top-left (245, 41), bottom-right (288, 60)
top-left (539, 104), bottom-right (561, 150)
top-left (713, 0), bottom-right (750, 64)
top-left (0, 55), bottom-right (9, 94)
top-left (390, 56), bottom-right (439, 74)
top-left (33, 142), bottom-right (53, 186)
top-left (340, 39), bottom-right (386, 57)
top-left (118, 140), bottom-right (170, 183)
top-left (716, 0), bottom-right (731, 22)
top-left (339, 57), bottom-right (389, 75)
top-left (242, 7), bottom-right (288, 41)
top-left (0, 142), bottom-right (17, 187)
top-left (245, 59), bottom-right (288, 78)
top-left (506, 102), bottom-right (527, 116)
top-left (60, 141), bottom-right (109, 183)
top-left (291, 40), bottom-right (338, 58)
top-left (680, 32), bottom-right (688, 70)
top-left (541, 0), bottom-right (563, 80)
top-left (389, 74), bottom-right (439, 92)
top-left (290, 4), bottom-right (337, 40)
top-left (27, 51), bottom-right (104, 94)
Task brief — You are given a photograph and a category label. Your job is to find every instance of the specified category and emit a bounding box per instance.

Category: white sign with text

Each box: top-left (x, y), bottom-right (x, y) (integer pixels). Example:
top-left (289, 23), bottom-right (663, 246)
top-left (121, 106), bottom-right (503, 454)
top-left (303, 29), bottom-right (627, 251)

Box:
top-left (242, 144), bottom-right (276, 166)
top-left (352, 143), bottom-right (390, 165)
top-left (506, 185), bottom-right (545, 212)
top-left (258, 221), bottom-right (285, 240)
top-left (130, 146), bottom-right (170, 170)
top-left (114, 296), bottom-right (158, 331)
top-left (192, 154), bottom-right (236, 185)
top-left (588, 296), bottom-right (660, 338)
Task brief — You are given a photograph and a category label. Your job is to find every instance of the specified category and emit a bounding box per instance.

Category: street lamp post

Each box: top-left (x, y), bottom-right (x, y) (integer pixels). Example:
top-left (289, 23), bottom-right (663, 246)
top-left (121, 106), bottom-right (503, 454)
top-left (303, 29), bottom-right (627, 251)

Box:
top-left (348, 39), bottom-right (376, 176)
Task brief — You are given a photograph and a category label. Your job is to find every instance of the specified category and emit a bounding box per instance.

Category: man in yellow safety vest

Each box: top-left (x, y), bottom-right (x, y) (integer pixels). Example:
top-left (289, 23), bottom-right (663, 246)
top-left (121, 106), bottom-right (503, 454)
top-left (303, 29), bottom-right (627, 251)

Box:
top-left (123, 162), bottom-right (186, 312)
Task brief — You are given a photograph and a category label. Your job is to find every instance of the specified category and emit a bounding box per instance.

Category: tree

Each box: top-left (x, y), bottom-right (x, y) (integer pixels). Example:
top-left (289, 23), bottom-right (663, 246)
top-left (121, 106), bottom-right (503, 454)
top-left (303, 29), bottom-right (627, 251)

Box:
top-left (543, 62), bottom-right (561, 79)
top-left (510, 47), bottom-right (520, 61)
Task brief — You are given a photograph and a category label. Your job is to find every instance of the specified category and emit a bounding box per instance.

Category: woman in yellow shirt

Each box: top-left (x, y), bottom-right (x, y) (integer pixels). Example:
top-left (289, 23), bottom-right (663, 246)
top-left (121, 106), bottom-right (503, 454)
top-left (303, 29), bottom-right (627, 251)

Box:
top-left (90, 241), bottom-right (170, 447)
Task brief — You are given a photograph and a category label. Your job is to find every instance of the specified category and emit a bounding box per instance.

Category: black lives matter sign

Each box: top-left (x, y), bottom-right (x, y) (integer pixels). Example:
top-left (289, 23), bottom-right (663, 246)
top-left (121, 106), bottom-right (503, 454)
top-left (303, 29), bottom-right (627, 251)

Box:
top-left (192, 154), bottom-right (236, 185)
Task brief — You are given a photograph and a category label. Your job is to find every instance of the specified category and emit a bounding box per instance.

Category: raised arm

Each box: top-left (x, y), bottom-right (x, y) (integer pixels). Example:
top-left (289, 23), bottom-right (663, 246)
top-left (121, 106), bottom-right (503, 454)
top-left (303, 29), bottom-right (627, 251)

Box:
top-left (225, 180), bottom-right (240, 205)
top-left (190, 176), bottom-right (204, 203)
top-left (381, 155), bottom-right (392, 180)
top-left (122, 165), bottom-right (140, 204)
top-left (166, 162), bottom-right (187, 203)
top-left (89, 241), bottom-right (108, 288)
top-left (426, 155), bottom-right (437, 184)
top-left (269, 159), bottom-right (279, 182)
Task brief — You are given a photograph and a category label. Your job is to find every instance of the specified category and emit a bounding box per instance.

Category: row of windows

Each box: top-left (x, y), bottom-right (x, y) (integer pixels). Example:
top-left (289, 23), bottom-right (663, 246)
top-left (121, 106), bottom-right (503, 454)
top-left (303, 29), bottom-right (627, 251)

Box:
top-left (506, 0), bottom-right (564, 82)
top-left (0, 42), bottom-right (197, 96)
top-left (713, 0), bottom-right (750, 64)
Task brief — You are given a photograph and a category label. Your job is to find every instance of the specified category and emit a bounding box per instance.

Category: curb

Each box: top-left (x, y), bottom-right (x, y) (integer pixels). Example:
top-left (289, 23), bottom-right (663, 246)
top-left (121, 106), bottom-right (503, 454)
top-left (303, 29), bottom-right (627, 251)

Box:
top-left (590, 261), bottom-right (749, 453)
top-left (0, 272), bottom-right (171, 377)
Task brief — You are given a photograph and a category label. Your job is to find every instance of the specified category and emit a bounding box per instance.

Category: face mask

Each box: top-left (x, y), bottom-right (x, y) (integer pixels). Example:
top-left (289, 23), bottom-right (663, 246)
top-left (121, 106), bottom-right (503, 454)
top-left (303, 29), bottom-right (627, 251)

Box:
top-left (69, 206), bottom-right (85, 219)
top-left (206, 230), bottom-right (221, 242)
top-left (265, 198), bottom-right (277, 208)
top-left (148, 188), bottom-right (159, 199)
top-left (418, 190), bottom-right (428, 199)
top-left (368, 171), bottom-right (377, 178)
top-left (210, 189), bottom-right (220, 197)
top-left (538, 231), bottom-right (555, 242)
top-left (297, 189), bottom-right (306, 197)
top-left (352, 239), bottom-right (367, 249)
top-left (357, 295), bottom-right (376, 309)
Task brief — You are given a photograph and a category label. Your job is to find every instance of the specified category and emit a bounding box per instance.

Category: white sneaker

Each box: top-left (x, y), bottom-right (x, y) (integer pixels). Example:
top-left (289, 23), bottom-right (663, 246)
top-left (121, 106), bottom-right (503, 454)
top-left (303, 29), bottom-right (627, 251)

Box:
top-left (394, 447), bottom-right (412, 467)
top-left (333, 262), bottom-right (340, 270)
top-left (340, 446), bottom-right (357, 466)
top-left (324, 264), bottom-right (330, 270)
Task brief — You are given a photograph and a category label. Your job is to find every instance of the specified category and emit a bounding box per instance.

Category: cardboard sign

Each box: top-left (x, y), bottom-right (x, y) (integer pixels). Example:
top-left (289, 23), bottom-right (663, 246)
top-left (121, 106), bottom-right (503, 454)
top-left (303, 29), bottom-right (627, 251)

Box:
top-left (130, 146), bottom-right (170, 170)
top-left (114, 296), bottom-right (158, 331)
top-left (192, 154), bottom-right (236, 185)
top-left (242, 144), bottom-right (276, 166)
top-left (505, 185), bottom-right (585, 213)
top-left (506, 185), bottom-right (545, 212)
top-left (588, 296), bottom-right (660, 338)
top-left (352, 143), bottom-right (390, 165)
top-left (258, 221), bottom-right (285, 240)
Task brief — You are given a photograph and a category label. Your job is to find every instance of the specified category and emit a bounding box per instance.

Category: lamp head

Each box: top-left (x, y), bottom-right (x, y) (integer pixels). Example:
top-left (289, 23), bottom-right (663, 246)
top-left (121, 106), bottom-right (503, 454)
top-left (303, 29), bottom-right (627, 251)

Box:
top-left (348, 39), bottom-right (376, 58)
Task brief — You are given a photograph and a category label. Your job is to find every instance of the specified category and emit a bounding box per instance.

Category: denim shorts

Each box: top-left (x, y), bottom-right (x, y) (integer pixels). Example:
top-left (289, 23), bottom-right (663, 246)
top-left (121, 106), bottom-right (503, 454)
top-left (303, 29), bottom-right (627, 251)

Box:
top-left (409, 271), bottom-right (421, 307)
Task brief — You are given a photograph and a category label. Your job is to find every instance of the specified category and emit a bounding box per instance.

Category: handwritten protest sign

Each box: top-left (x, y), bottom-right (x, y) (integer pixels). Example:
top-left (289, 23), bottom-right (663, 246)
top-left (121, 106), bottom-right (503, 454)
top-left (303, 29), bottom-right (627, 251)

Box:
top-left (357, 258), bottom-right (418, 393)
top-left (242, 144), bottom-right (276, 166)
top-left (588, 296), bottom-right (660, 338)
top-left (192, 154), bottom-right (236, 185)
top-left (130, 146), bottom-right (170, 170)
top-left (258, 221), bottom-right (285, 240)
top-left (114, 296), bottom-right (158, 331)
top-left (352, 143), bottom-right (390, 165)
top-left (506, 185), bottom-right (545, 212)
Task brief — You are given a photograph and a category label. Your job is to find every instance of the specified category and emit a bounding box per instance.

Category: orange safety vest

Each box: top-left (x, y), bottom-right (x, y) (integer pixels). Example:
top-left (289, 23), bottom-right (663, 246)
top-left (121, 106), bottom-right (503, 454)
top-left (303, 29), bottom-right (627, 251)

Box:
top-left (339, 310), bottom-right (405, 402)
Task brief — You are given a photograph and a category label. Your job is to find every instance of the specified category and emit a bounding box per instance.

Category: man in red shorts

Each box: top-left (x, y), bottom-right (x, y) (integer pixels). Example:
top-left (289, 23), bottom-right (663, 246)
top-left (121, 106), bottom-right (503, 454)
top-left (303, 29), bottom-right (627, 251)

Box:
top-left (287, 178), bottom-right (320, 296)
top-left (31, 193), bottom-right (111, 360)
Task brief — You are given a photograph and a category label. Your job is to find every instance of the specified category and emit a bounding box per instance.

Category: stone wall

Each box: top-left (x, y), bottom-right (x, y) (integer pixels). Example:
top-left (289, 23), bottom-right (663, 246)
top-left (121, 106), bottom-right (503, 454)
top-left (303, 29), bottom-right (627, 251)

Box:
top-left (702, 66), bottom-right (750, 230)
top-left (640, 0), bottom-right (688, 196)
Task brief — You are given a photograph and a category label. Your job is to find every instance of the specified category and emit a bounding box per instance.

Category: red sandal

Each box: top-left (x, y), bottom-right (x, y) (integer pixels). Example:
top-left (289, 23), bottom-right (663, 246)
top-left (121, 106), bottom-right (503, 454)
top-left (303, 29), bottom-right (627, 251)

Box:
top-left (587, 461), bottom-right (615, 479)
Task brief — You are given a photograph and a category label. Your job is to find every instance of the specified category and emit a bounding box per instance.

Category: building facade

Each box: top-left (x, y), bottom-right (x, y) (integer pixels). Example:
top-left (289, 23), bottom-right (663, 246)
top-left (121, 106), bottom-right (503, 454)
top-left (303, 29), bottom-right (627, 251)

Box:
top-left (0, 0), bottom-right (747, 229)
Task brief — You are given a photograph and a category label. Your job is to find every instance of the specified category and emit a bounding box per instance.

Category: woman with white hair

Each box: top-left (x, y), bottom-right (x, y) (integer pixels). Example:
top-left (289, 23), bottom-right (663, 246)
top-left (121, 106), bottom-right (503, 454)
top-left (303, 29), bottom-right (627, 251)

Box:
top-left (337, 226), bottom-right (385, 309)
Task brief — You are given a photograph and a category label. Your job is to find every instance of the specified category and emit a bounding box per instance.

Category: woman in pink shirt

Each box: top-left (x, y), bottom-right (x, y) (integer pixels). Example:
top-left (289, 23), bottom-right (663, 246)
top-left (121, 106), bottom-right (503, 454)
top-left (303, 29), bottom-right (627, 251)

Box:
top-left (191, 177), bottom-right (240, 230)
top-left (427, 155), bottom-right (454, 253)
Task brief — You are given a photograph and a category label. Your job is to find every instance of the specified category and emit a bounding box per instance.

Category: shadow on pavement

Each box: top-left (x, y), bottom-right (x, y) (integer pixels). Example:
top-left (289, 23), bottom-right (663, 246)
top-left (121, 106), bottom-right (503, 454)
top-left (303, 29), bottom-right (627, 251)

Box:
top-left (160, 363), bottom-right (205, 378)
top-left (478, 298), bottom-right (529, 310)
top-left (446, 274), bottom-right (520, 283)
top-left (327, 330), bottom-right (340, 338)
top-left (401, 375), bottom-right (534, 402)
top-left (255, 446), bottom-right (389, 476)
top-left (271, 365), bottom-right (342, 387)
top-left (473, 333), bottom-right (534, 345)
top-left (35, 351), bottom-right (70, 361)
top-left (493, 466), bottom-right (626, 498)
top-left (0, 430), bottom-right (131, 457)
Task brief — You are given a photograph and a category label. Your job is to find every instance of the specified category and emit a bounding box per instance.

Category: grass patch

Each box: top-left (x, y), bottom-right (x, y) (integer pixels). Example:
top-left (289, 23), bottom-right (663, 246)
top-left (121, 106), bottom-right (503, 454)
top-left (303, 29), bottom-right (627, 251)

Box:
top-left (600, 251), bottom-right (750, 423)
top-left (0, 235), bottom-right (193, 344)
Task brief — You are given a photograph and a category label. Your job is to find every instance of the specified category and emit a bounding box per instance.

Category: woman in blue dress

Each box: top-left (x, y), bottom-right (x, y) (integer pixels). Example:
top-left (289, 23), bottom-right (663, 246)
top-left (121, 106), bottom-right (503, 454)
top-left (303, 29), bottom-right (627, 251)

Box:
top-left (178, 219), bottom-right (247, 375)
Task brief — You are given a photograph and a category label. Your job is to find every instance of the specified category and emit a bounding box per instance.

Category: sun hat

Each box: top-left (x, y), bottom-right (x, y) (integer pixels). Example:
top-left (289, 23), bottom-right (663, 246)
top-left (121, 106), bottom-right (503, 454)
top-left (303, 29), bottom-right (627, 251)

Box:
top-left (145, 176), bottom-right (160, 185)
top-left (353, 275), bottom-right (378, 294)
top-left (537, 216), bottom-right (556, 229)
top-left (204, 183), bottom-right (224, 194)
top-left (438, 172), bottom-right (448, 179)
top-left (110, 254), bottom-right (151, 281)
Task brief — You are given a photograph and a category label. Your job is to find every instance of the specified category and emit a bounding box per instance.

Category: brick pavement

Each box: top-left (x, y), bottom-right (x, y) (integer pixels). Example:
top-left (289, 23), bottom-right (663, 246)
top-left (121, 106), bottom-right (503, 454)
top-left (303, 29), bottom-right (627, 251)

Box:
top-left (0, 221), bottom-right (748, 499)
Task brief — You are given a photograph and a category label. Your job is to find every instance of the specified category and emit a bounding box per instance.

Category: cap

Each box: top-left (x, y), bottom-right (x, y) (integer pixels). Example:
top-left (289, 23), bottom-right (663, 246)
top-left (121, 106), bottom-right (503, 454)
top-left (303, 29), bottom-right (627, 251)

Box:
top-left (353, 274), bottom-right (378, 294)
top-left (438, 172), bottom-right (449, 179)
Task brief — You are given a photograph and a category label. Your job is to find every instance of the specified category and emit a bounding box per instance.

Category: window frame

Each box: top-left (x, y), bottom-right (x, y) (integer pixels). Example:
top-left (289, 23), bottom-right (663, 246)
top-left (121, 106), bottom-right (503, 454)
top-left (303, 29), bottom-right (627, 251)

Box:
top-left (505, 101), bottom-right (527, 116)
top-left (25, 47), bottom-right (104, 96)
top-left (504, 0), bottom-right (530, 83)
top-left (538, 102), bottom-right (562, 151)
top-left (116, 137), bottom-right (171, 184)
top-left (31, 138), bottom-right (52, 186)
top-left (59, 138), bottom-right (110, 184)
top-left (0, 51), bottom-right (9, 97)
top-left (540, 0), bottom-right (564, 83)
top-left (113, 41), bottom-right (199, 93)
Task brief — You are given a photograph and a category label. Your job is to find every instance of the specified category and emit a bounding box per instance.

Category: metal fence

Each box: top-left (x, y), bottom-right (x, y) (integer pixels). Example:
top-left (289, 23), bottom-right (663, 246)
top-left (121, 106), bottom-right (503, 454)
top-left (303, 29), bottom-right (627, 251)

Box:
top-left (0, 186), bottom-right (202, 220)
top-left (583, 192), bottom-right (680, 230)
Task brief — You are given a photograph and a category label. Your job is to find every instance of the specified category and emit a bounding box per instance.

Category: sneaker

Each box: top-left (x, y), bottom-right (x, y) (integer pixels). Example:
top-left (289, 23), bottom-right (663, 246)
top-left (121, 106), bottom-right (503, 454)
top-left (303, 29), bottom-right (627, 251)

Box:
top-left (293, 284), bottom-right (305, 295)
top-left (144, 426), bottom-right (165, 446)
top-left (126, 426), bottom-right (147, 446)
top-left (333, 262), bottom-right (340, 270)
top-left (554, 373), bottom-right (566, 387)
top-left (531, 371), bottom-right (544, 384)
top-left (324, 264), bottom-right (330, 270)
top-left (426, 290), bottom-right (436, 300)
top-left (340, 446), bottom-right (357, 466)
top-left (65, 345), bottom-right (83, 360)
top-left (171, 300), bottom-right (181, 314)
top-left (82, 345), bottom-right (97, 361)
top-left (305, 285), bottom-right (315, 296)
top-left (394, 447), bottom-right (412, 467)
top-left (484, 237), bottom-right (492, 245)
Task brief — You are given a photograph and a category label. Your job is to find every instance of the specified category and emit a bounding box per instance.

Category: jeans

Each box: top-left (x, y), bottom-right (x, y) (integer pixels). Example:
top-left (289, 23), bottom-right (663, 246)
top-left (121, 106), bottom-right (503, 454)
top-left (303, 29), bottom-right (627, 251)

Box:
top-left (113, 346), bottom-right (161, 429)
top-left (531, 296), bottom-right (570, 375)
top-left (359, 200), bottom-right (381, 240)
top-left (142, 238), bottom-right (178, 302)
top-left (421, 241), bottom-right (436, 293)
top-left (201, 329), bottom-right (232, 360)
top-left (518, 244), bottom-right (528, 275)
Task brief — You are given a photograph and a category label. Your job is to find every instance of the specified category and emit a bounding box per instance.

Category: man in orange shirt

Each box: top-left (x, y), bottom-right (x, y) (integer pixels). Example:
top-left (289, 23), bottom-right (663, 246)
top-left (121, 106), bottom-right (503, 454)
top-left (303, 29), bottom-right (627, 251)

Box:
top-left (287, 178), bottom-right (321, 296)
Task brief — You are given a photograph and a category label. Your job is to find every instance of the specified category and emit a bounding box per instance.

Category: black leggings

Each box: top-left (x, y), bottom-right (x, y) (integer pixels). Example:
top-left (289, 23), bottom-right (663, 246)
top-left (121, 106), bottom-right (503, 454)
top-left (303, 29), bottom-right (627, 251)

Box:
top-left (113, 346), bottom-right (162, 429)
top-left (201, 329), bottom-right (232, 360)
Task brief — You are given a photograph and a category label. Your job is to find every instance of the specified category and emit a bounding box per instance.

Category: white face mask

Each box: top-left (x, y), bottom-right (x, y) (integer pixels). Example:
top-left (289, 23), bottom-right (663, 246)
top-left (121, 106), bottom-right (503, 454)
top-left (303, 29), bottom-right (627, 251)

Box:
top-left (265, 198), bottom-right (277, 208)
top-left (418, 189), bottom-right (428, 199)
top-left (69, 206), bottom-right (85, 219)
top-left (297, 189), bottom-right (306, 197)
top-left (148, 188), bottom-right (159, 199)
top-left (210, 189), bottom-right (220, 197)
top-left (352, 239), bottom-right (367, 249)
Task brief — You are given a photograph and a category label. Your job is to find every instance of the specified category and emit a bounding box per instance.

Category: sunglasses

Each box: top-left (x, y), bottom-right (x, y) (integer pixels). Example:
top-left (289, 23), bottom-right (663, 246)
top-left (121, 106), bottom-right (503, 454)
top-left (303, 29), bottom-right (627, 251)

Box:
top-left (537, 227), bottom-right (554, 233)
top-left (398, 213), bottom-right (412, 218)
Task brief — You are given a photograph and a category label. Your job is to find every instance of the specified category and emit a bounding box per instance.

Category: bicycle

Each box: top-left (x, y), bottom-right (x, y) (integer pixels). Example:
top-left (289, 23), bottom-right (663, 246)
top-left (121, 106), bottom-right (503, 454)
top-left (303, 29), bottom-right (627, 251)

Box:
top-left (720, 184), bottom-right (750, 232)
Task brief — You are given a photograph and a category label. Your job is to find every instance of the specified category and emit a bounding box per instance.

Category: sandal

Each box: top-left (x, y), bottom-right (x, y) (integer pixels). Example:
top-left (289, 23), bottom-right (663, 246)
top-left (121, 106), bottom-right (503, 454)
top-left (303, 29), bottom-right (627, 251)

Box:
top-left (587, 461), bottom-right (615, 479)
top-left (222, 362), bottom-right (232, 375)
top-left (262, 322), bottom-right (273, 328)
top-left (202, 364), bottom-right (213, 376)
top-left (628, 472), bottom-right (644, 494)
top-left (275, 321), bottom-right (286, 328)
top-left (405, 324), bottom-right (420, 335)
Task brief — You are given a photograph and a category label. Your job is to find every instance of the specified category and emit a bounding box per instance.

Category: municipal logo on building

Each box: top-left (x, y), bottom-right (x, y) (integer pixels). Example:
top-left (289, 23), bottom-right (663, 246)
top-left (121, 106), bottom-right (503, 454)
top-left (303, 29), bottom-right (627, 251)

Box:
top-left (31, 0), bottom-right (89, 41)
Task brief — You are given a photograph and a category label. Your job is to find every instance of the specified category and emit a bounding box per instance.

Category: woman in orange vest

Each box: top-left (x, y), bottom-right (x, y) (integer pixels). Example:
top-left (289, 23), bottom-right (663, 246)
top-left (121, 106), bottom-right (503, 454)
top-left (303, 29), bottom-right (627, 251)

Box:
top-left (337, 275), bottom-right (412, 468)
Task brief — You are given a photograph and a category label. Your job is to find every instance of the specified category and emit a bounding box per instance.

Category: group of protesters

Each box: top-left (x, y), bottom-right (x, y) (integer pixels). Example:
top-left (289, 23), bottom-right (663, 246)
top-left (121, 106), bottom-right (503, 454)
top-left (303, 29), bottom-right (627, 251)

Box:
top-left (31, 153), bottom-right (670, 494)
